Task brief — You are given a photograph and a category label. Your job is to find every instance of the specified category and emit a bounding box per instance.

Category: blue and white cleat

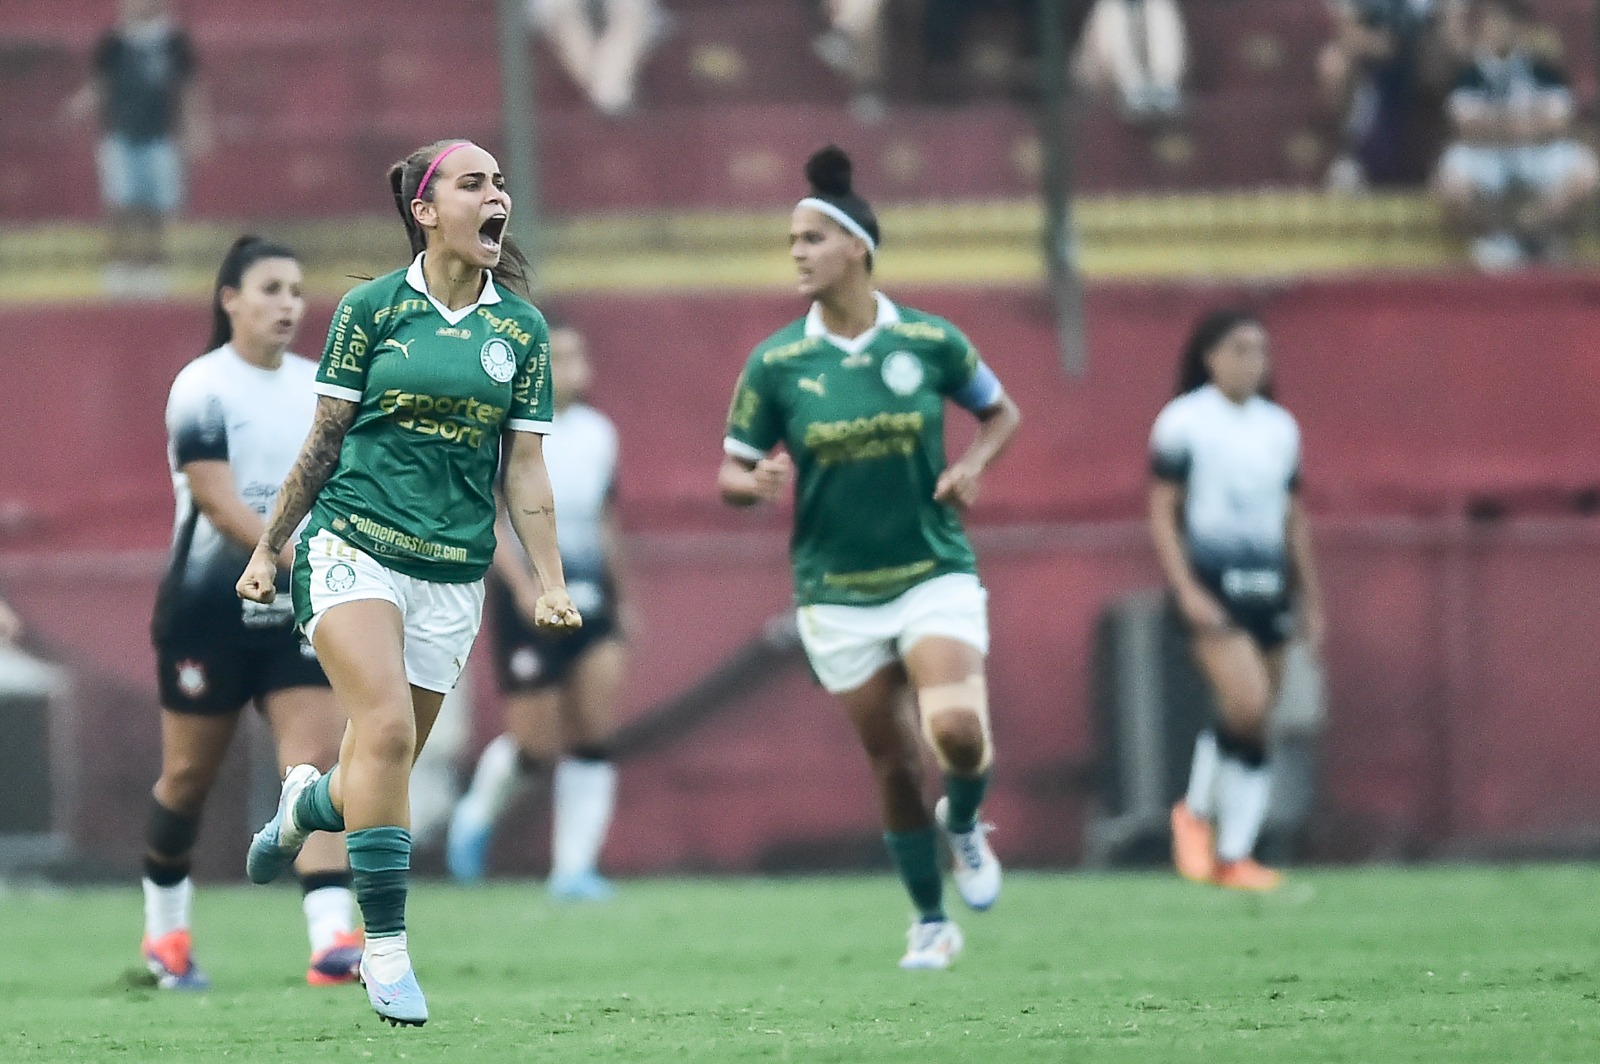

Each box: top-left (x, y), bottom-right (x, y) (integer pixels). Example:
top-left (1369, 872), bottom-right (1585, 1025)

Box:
top-left (444, 804), bottom-right (491, 883)
top-left (547, 870), bottom-right (616, 902)
top-left (142, 929), bottom-right (211, 990)
top-left (246, 763), bottom-right (320, 885)
top-left (935, 796), bottom-right (1001, 911)
top-left (360, 958), bottom-right (429, 1027)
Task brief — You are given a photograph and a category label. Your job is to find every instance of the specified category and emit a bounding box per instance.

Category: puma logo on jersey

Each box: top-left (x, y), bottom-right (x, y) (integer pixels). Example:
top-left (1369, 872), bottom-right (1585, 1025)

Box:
top-left (798, 374), bottom-right (827, 398)
top-left (378, 338), bottom-right (416, 358)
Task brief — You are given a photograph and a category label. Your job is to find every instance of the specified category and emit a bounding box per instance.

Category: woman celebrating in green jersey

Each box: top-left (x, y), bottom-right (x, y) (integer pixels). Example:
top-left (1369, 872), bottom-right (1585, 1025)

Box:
top-left (237, 139), bottom-right (581, 1027)
top-left (718, 146), bottom-right (1021, 971)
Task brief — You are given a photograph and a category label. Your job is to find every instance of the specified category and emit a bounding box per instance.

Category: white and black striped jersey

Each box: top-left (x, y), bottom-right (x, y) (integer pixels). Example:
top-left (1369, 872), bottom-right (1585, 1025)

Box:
top-left (1150, 384), bottom-right (1300, 574)
top-left (157, 345), bottom-right (317, 626)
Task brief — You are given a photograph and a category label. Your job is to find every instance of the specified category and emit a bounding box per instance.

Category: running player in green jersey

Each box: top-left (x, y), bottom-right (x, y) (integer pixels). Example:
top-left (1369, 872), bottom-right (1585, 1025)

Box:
top-left (237, 140), bottom-right (581, 1027)
top-left (718, 146), bottom-right (1021, 971)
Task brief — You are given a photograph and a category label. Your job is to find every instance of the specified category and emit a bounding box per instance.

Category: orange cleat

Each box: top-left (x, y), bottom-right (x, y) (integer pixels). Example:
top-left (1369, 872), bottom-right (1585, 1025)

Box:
top-left (142, 928), bottom-right (210, 990)
top-left (307, 929), bottom-right (364, 986)
top-left (1170, 801), bottom-right (1216, 883)
top-left (1213, 857), bottom-right (1283, 892)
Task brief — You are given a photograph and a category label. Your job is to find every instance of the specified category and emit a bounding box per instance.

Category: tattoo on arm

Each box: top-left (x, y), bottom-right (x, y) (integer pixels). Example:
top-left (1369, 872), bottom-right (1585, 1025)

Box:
top-left (261, 397), bottom-right (356, 553)
top-left (519, 505), bottom-right (555, 517)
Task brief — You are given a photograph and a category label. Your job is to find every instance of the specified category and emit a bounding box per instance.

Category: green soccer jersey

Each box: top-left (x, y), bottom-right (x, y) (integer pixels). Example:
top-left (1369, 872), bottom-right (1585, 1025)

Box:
top-left (308, 255), bottom-right (552, 583)
top-left (724, 294), bottom-right (986, 607)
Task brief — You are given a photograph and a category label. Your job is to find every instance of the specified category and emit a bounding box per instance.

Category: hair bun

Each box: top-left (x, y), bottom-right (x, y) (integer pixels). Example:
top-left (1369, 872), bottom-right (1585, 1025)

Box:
top-left (805, 145), bottom-right (854, 197)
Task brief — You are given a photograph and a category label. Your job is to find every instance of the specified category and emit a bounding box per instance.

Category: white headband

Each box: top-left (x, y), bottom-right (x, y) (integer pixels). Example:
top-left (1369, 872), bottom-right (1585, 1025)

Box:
top-left (797, 197), bottom-right (877, 252)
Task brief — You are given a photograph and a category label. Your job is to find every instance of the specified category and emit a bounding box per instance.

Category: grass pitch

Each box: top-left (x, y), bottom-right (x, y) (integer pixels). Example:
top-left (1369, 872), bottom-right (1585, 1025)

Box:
top-left (2, 865), bottom-right (1597, 1062)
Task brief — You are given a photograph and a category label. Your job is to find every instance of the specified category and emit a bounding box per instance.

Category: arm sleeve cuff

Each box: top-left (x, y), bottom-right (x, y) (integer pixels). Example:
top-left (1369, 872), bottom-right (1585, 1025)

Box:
top-left (1150, 452), bottom-right (1190, 482)
top-left (312, 382), bottom-right (363, 403)
top-left (723, 437), bottom-right (766, 463)
top-left (507, 418), bottom-right (554, 435)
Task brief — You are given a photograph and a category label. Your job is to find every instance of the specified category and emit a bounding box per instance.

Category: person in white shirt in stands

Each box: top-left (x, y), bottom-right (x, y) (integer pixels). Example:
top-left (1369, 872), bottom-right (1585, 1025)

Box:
top-left (1151, 309), bottom-right (1326, 893)
top-left (1433, 0), bottom-right (1599, 269)
top-left (530, 0), bottom-right (669, 117)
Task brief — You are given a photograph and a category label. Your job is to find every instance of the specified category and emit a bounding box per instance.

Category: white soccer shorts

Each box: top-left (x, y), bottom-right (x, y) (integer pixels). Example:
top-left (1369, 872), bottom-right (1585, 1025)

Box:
top-left (300, 529), bottom-right (485, 693)
top-left (796, 572), bottom-right (989, 694)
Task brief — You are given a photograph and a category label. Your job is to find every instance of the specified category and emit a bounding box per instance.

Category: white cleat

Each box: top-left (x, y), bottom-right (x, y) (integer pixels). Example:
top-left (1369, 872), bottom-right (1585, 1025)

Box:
top-left (246, 763), bottom-right (319, 885)
top-left (935, 796), bottom-right (1001, 912)
top-left (898, 918), bottom-right (964, 970)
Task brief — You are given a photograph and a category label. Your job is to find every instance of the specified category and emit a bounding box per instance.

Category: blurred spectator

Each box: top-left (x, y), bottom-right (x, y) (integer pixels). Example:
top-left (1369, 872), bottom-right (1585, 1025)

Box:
top-left (921, 0), bottom-right (1036, 103)
top-left (1433, 0), bottom-right (1599, 270)
top-left (530, 0), bottom-right (670, 117)
top-left (1319, 0), bottom-right (1467, 190)
top-left (1074, 0), bottom-right (1188, 123)
top-left (64, 0), bottom-right (209, 294)
top-left (812, 0), bottom-right (890, 122)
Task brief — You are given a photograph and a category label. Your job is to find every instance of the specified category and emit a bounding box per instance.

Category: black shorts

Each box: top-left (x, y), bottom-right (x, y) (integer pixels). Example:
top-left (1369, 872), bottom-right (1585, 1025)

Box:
top-left (1191, 565), bottom-right (1294, 651)
top-left (489, 577), bottom-right (619, 693)
top-left (153, 596), bottom-right (329, 716)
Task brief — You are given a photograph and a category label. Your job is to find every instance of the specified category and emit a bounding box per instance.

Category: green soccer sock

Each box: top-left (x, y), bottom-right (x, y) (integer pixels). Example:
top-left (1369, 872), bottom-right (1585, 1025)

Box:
top-left (942, 772), bottom-right (990, 834)
top-left (884, 827), bottom-right (946, 923)
top-left (348, 826), bottom-right (411, 938)
top-left (293, 770), bottom-right (345, 833)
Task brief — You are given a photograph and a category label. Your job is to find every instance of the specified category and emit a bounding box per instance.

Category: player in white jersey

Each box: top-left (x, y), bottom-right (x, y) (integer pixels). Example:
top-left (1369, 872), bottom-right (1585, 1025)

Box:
top-left (447, 324), bottom-right (630, 900)
top-left (144, 236), bottom-right (361, 989)
top-left (1149, 309), bottom-right (1326, 892)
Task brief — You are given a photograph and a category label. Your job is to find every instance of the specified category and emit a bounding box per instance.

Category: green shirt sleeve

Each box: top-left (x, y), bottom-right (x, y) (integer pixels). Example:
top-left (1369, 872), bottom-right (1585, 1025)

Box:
top-left (723, 350), bottom-right (782, 460)
top-left (933, 319), bottom-right (981, 397)
top-left (507, 314), bottom-right (553, 433)
top-left (313, 288), bottom-right (375, 403)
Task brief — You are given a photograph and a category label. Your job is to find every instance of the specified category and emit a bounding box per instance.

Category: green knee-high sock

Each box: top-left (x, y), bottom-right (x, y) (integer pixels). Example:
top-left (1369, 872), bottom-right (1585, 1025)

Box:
top-left (884, 827), bottom-right (946, 923)
top-left (942, 772), bottom-right (990, 833)
top-left (293, 771), bottom-right (345, 833)
top-left (348, 827), bottom-right (410, 938)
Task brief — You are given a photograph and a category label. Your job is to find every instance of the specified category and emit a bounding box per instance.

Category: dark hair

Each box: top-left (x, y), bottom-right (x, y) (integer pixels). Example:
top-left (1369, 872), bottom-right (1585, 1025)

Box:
top-left (208, 234), bottom-right (298, 352)
top-left (1174, 308), bottom-right (1268, 397)
top-left (387, 139), bottom-right (533, 298)
top-left (803, 145), bottom-right (880, 268)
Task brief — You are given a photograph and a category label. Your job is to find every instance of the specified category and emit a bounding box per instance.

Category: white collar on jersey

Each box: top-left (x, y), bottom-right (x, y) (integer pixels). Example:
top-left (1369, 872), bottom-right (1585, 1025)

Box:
top-left (804, 291), bottom-right (899, 356)
top-left (405, 252), bottom-right (502, 326)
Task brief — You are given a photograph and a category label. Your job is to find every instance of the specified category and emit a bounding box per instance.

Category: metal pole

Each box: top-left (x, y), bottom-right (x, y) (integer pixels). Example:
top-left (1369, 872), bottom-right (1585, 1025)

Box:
top-left (1036, 0), bottom-right (1089, 376)
top-left (497, 0), bottom-right (544, 275)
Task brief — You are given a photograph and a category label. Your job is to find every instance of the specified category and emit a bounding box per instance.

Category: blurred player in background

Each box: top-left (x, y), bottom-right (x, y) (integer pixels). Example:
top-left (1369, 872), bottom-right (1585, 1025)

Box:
top-left (144, 236), bottom-right (360, 991)
top-left (1152, 309), bottom-right (1326, 892)
top-left (448, 324), bottom-right (630, 900)
top-left (236, 140), bottom-right (579, 1027)
top-left (718, 146), bottom-right (1021, 971)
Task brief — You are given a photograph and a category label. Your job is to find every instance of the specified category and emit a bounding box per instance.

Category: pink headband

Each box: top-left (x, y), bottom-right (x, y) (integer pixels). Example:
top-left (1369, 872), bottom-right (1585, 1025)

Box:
top-left (415, 142), bottom-right (472, 201)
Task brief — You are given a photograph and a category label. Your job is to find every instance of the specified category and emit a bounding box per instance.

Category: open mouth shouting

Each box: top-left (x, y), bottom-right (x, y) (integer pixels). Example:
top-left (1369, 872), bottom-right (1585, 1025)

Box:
top-left (478, 214), bottom-right (508, 254)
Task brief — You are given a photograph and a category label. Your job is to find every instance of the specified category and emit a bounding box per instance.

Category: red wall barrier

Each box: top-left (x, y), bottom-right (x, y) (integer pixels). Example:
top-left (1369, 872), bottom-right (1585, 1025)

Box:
top-left (5, 273), bottom-right (1600, 875)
